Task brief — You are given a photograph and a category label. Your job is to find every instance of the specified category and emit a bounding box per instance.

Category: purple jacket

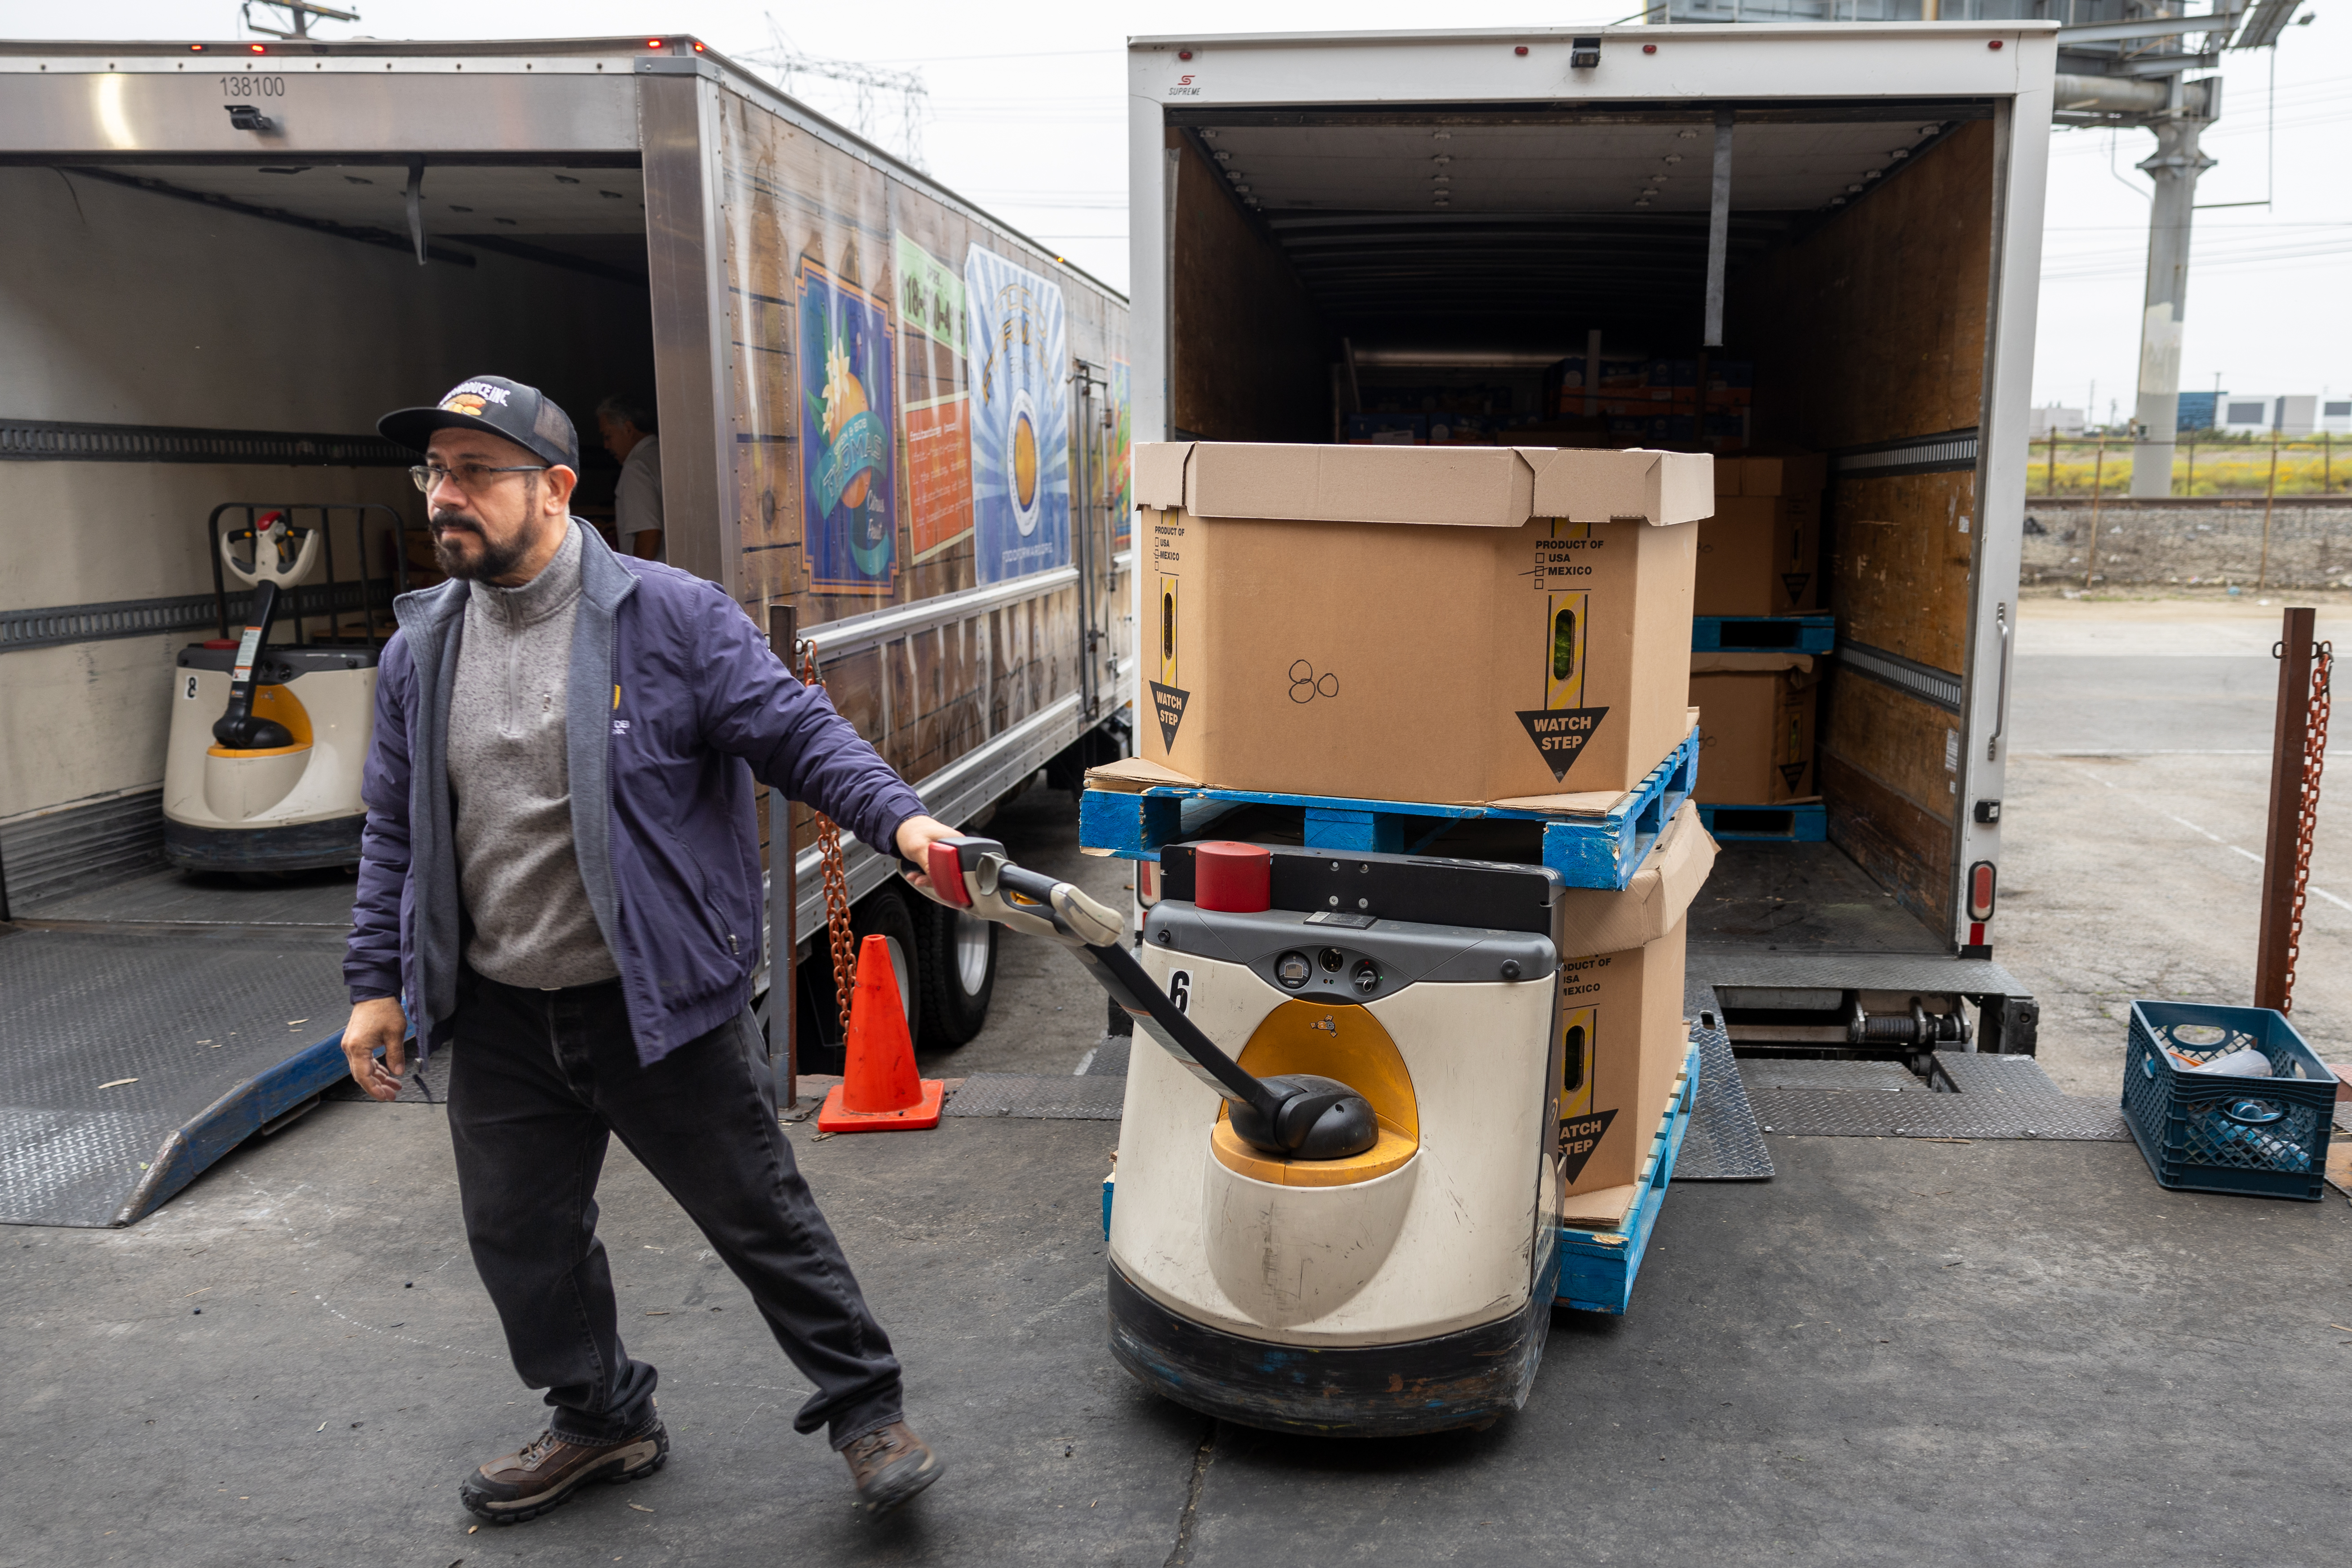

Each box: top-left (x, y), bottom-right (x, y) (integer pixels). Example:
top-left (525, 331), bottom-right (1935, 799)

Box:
top-left (345, 523), bottom-right (927, 1064)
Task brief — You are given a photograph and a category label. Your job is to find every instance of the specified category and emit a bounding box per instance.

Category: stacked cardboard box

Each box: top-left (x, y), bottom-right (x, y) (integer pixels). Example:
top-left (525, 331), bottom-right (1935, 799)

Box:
top-left (1691, 453), bottom-right (1827, 807)
top-left (1127, 440), bottom-right (1711, 802)
top-left (1115, 439), bottom-right (1718, 1229)
top-left (1555, 800), bottom-right (1714, 1222)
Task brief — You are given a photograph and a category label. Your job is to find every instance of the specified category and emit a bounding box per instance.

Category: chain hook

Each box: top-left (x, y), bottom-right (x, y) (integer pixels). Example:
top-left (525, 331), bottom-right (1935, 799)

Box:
top-left (797, 639), bottom-right (859, 1046)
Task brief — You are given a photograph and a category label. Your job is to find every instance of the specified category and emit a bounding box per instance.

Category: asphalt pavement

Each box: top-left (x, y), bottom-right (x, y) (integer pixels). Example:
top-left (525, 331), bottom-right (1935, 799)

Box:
top-left (1997, 594), bottom-right (2352, 1093)
top-left (11, 603), bottom-right (2352, 1565)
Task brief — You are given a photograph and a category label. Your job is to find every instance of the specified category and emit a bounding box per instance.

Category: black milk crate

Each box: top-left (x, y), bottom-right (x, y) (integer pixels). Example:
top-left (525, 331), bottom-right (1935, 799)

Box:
top-left (2121, 1001), bottom-right (2338, 1202)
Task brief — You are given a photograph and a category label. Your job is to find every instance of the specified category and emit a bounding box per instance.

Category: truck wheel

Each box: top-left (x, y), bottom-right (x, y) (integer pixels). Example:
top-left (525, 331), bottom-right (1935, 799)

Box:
top-left (916, 895), bottom-right (997, 1048)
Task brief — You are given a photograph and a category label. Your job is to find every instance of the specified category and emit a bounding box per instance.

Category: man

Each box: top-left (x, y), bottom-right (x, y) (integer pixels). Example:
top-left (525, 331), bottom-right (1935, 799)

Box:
top-left (595, 392), bottom-right (663, 561)
top-left (343, 374), bottom-right (956, 1524)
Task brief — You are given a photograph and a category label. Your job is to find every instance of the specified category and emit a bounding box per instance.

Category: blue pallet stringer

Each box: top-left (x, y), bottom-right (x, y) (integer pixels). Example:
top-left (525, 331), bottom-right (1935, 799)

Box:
top-left (1692, 614), bottom-right (1836, 654)
top-left (1695, 801), bottom-right (1827, 843)
top-left (1557, 1040), bottom-right (1700, 1315)
top-left (1080, 724), bottom-right (1702, 892)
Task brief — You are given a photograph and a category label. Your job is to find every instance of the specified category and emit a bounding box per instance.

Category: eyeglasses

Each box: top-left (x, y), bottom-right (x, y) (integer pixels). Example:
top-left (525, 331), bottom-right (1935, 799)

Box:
top-left (409, 462), bottom-right (548, 494)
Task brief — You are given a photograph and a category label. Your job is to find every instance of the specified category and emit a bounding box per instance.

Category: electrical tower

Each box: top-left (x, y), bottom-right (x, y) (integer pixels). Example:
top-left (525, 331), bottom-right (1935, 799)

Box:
top-left (242, 1), bottom-right (358, 39)
top-left (1652, 0), bottom-right (2312, 498)
top-left (740, 19), bottom-right (930, 172)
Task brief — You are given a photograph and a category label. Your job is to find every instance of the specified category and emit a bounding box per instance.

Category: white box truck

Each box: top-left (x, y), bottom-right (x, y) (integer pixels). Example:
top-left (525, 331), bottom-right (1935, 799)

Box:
top-left (1124, 23), bottom-right (2054, 1051)
top-left (0, 36), bottom-right (1132, 1066)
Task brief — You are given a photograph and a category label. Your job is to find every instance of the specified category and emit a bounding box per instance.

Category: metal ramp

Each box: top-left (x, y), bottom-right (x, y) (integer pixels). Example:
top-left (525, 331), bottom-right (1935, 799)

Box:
top-left (0, 869), bottom-right (356, 1228)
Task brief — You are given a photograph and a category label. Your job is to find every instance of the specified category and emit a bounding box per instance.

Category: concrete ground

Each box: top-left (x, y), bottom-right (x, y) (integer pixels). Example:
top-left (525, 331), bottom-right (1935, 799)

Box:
top-left (1998, 595), bottom-right (2352, 1093)
top-left (13, 1070), bottom-right (2349, 1568)
top-left (13, 605), bottom-right (2352, 1565)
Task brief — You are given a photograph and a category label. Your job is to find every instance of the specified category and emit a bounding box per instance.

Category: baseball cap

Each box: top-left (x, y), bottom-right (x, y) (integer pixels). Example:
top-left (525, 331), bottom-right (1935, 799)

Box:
top-left (377, 374), bottom-right (581, 471)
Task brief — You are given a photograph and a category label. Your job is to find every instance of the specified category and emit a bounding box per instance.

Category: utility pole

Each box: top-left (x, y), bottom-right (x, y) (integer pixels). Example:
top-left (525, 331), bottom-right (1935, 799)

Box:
top-left (2129, 102), bottom-right (2218, 497)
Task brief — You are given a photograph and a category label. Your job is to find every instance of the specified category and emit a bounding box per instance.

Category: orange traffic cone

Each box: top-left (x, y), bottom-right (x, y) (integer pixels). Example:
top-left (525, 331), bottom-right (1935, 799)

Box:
top-left (816, 934), bottom-right (945, 1133)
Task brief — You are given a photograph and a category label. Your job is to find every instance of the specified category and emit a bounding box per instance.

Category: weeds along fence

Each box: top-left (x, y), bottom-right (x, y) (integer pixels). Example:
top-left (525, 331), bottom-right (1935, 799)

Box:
top-left (2030, 432), bottom-right (2348, 499)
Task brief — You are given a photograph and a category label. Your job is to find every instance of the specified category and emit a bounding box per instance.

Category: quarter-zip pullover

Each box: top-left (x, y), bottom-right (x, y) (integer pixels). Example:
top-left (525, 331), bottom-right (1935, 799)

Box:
top-left (445, 520), bottom-right (618, 988)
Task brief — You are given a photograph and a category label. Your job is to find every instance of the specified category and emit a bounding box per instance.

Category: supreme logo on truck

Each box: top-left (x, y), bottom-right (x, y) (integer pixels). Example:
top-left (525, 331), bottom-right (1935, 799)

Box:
top-left (1516, 706), bottom-right (1610, 782)
top-left (1168, 74), bottom-right (1200, 96)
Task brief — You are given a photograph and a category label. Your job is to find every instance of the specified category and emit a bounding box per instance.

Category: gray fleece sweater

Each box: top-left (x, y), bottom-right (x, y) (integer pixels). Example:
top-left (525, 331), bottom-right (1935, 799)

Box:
top-left (446, 521), bottom-right (619, 989)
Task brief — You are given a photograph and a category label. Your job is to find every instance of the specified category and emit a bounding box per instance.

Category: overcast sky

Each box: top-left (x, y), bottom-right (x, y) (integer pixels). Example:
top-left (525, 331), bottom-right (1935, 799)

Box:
top-left (26, 2), bottom-right (2351, 416)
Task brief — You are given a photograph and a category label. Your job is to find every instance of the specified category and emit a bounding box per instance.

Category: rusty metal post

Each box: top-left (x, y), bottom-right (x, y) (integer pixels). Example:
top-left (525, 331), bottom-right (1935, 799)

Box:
top-left (2084, 436), bottom-right (2106, 590)
top-left (2258, 427), bottom-right (2281, 590)
top-left (767, 603), bottom-right (799, 1109)
top-left (2256, 605), bottom-right (2315, 1011)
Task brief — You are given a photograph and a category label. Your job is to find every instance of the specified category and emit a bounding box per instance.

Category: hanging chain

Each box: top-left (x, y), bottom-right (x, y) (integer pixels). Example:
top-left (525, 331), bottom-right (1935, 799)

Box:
top-left (2281, 641), bottom-right (2332, 1013)
top-left (798, 641), bottom-right (858, 1043)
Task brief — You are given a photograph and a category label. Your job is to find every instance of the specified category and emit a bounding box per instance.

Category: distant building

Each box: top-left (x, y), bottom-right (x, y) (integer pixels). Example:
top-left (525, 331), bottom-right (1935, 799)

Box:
top-left (2326, 398), bottom-right (2352, 435)
top-left (2219, 395), bottom-right (2320, 436)
top-left (2030, 405), bottom-right (2086, 438)
top-left (2176, 390), bottom-right (2222, 432)
top-left (2219, 395), bottom-right (2278, 435)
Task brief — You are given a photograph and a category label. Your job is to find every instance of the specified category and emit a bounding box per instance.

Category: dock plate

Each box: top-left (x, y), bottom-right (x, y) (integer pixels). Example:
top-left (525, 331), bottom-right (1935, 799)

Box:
top-left (0, 924), bottom-right (352, 1227)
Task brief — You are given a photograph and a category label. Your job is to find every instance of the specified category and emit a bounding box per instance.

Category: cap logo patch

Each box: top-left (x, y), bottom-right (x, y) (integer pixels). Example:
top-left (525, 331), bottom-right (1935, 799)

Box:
top-left (444, 380), bottom-right (513, 409)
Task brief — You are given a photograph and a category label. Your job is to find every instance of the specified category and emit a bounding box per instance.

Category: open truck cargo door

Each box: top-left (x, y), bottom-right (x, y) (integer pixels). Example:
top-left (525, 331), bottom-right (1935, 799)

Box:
top-left (1121, 23), bottom-right (2048, 1056)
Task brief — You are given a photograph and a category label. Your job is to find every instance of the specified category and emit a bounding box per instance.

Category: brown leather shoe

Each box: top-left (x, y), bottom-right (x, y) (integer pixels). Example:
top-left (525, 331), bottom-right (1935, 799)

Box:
top-left (842, 1420), bottom-right (943, 1514)
top-left (459, 1420), bottom-right (668, 1524)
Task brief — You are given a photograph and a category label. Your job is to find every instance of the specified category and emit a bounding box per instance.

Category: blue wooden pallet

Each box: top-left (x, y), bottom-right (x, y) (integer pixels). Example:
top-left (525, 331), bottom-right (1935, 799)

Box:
top-left (1692, 614), bottom-right (1835, 654)
top-left (1557, 1040), bottom-right (1700, 1315)
top-left (1079, 724), bottom-right (1701, 892)
top-left (1696, 801), bottom-right (1827, 843)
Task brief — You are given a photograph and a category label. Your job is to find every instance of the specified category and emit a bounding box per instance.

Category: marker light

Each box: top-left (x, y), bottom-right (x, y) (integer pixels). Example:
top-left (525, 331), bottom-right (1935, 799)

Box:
top-left (249, 43), bottom-right (267, 53)
top-left (189, 43), bottom-right (207, 52)
top-left (646, 38), bottom-right (664, 49)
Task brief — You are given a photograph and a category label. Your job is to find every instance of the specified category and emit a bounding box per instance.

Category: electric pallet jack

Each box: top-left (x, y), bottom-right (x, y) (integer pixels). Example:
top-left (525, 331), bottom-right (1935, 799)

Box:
top-left (918, 833), bottom-right (1570, 1438)
top-left (163, 503), bottom-right (412, 874)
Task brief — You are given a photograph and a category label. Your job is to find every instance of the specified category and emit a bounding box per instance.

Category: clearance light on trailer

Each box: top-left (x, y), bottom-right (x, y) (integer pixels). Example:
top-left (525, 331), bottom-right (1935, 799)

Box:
top-left (646, 38), bottom-right (664, 49)
top-left (692, 41), bottom-right (706, 52)
top-left (1967, 861), bottom-right (1997, 923)
top-left (189, 43), bottom-right (207, 52)
top-left (249, 43), bottom-right (267, 53)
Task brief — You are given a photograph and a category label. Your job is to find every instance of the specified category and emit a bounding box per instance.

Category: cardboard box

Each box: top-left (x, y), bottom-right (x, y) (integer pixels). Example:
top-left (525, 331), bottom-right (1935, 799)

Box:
top-left (1690, 652), bottom-right (1819, 804)
top-left (1554, 800), bottom-right (1714, 1204)
top-left (1694, 453), bottom-right (1824, 615)
top-left (1133, 441), bottom-right (1713, 804)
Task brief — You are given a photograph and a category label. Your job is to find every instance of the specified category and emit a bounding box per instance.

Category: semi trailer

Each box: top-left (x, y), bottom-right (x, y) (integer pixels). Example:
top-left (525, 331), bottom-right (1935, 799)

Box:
top-left (0, 35), bottom-right (1132, 1084)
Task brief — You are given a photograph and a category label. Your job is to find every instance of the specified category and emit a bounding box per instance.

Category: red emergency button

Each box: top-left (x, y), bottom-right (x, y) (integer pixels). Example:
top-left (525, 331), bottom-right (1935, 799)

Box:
top-left (1194, 841), bottom-right (1271, 913)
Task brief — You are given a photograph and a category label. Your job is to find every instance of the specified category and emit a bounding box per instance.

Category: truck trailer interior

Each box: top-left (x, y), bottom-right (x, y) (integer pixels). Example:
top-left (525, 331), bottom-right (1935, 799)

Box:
top-left (1151, 84), bottom-right (2037, 1056)
top-left (0, 154), bottom-right (658, 904)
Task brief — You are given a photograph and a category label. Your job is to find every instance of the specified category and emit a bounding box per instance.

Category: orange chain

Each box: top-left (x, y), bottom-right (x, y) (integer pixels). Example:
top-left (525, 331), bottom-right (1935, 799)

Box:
top-left (798, 642), bottom-right (858, 1043)
top-left (2281, 641), bottom-right (2332, 1013)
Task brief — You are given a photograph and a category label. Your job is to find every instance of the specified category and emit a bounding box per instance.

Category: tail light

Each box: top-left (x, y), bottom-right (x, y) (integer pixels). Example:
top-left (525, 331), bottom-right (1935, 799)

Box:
top-left (1967, 860), bottom-right (1996, 923)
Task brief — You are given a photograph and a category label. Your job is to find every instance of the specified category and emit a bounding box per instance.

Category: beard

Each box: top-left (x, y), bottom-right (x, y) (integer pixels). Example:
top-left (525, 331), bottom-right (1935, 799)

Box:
top-left (430, 506), bottom-right (534, 582)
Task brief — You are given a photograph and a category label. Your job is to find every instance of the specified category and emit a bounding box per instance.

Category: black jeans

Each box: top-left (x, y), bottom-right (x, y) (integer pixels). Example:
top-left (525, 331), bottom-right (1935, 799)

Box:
top-left (445, 971), bottom-right (903, 1448)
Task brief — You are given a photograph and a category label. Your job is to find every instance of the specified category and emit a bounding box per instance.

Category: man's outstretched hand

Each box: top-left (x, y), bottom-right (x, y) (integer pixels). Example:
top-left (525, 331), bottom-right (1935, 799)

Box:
top-left (342, 996), bottom-right (410, 1102)
top-left (894, 813), bottom-right (960, 893)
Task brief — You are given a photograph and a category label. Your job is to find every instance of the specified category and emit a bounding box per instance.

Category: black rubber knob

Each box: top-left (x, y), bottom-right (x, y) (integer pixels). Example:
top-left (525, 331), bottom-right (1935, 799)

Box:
top-left (1501, 959), bottom-right (1522, 981)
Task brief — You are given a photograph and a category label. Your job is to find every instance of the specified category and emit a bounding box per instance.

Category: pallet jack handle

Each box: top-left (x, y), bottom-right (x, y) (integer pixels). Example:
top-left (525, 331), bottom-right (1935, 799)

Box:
top-left (914, 836), bottom-right (1377, 1160)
